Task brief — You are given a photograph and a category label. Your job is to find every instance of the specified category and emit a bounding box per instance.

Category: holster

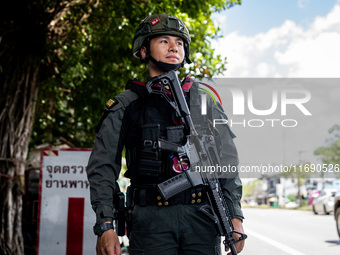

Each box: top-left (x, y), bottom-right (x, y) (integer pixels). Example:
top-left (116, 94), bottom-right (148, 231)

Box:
top-left (113, 183), bottom-right (132, 237)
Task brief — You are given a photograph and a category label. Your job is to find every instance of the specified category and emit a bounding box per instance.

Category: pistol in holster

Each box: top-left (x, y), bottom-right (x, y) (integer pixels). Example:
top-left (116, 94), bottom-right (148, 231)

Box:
top-left (113, 184), bottom-right (132, 237)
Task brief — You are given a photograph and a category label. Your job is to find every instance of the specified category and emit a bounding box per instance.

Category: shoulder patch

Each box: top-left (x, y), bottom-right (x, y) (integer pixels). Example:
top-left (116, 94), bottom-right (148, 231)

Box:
top-left (104, 89), bottom-right (140, 112)
top-left (106, 98), bottom-right (119, 109)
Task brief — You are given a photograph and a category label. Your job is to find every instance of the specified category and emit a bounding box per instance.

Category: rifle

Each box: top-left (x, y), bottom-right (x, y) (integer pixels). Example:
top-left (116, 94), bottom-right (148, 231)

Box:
top-left (146, 71), bottom-right (247, 255)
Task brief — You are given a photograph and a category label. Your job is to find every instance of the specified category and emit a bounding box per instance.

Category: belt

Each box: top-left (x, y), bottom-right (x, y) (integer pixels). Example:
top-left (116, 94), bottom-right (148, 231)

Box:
top-left (131, 185), bottom-right (205, 207)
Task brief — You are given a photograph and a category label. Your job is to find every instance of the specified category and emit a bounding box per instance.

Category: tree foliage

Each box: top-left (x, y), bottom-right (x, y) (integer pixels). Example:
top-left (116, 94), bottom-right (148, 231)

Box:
top-left (314, 124), bottom-right (340, 165)
top-left (1, 1), bottom-right (241, 254)
top-left (243, 179), bottom-right (262, 198)
top-left (30, 0), bottom-right (241, 149)
top-left (280, 163), bottom-right (313, 207)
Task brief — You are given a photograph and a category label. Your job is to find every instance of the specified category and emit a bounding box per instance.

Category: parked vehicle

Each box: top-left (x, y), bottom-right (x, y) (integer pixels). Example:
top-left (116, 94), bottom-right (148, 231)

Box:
top-left (334, 189), bottom-right (340, 238)
top-left (308, 190), bottom-right (320, 205)
top-left (312, 189), bottom-right (336, 215)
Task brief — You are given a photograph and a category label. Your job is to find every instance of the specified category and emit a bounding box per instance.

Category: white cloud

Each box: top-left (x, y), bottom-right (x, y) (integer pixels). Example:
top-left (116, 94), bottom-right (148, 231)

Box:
top-left (275, 32), bottom-right (340, 77)
top-left (255, 62), bottom-right (275, 76)
top-left (212, 4), bottom-right (340, 77)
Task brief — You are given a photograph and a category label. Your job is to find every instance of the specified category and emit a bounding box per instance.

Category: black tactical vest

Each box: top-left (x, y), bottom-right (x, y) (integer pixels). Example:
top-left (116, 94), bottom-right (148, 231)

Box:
top-left (124, 79), bottom-right (219, 187)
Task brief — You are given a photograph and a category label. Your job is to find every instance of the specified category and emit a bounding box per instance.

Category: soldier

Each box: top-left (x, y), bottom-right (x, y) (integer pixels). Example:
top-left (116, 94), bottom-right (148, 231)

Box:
top-left (87, 14), bottom-right (245, 255)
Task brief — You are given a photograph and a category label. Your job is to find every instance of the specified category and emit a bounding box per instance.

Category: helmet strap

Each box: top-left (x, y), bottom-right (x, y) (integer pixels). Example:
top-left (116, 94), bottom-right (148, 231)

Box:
top-left (149, 55), bottom-right (183, 72)
top-left (184, 42), bottom-right (192, 64)
top-left (139, 38), bottom-right (151, 64)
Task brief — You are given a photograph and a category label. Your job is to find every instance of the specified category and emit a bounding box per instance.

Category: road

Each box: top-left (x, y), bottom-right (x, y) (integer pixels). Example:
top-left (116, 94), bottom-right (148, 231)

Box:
top-left (222, 208), bottom-right (340, 255)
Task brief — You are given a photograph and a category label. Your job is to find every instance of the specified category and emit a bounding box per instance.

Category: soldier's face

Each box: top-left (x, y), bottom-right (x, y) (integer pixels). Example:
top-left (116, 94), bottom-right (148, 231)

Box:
top-left (141, 35), bottom-right (185, 77)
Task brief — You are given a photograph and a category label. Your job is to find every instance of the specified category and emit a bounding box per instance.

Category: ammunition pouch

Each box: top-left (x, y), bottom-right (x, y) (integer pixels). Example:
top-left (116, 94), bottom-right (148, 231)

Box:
top-left (138, 124), bottom-right (185, 178)
top-left (139, 149), bottom-right (162, 177)
top-left (166, 125), bottom-right (184, 144)
top-left (138, 124), bottom-right (163, 177)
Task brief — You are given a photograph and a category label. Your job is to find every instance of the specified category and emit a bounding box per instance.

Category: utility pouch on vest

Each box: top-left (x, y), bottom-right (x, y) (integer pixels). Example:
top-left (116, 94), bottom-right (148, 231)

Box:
top-left (166, 125), bottom-right (184, 144)
top-left (139, 124), bottom-right (162, 177)
top-left (142, 123), bottom-right (160, 141)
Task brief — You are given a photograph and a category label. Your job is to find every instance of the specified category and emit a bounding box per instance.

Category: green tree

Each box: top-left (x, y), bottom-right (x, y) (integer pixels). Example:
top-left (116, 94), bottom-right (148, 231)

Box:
top-left (281, 163), bottom-right (312, 207)
top-left (243, 179), bottom-right (262, 198)
top-left (0, 0), bottom-right (241, 254)
top-left (31, 0), bottom-right (242, 148)
top-left (314, 124), bottom-right (340, 165)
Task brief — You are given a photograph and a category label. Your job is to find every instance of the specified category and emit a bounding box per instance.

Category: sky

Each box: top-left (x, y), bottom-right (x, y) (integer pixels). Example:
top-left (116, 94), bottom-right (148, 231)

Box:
top-left (207, 1), bottom-right (340, 172)
top-left (211, 0), bottom-right (340, 77)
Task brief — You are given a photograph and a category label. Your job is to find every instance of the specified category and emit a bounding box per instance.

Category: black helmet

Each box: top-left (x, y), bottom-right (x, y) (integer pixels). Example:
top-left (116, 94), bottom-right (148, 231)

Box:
top-left (133, 14), bottom-right (191, 65)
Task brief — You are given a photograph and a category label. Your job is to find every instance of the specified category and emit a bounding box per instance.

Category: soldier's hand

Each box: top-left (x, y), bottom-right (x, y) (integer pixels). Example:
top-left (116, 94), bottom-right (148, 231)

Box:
top-left (227, 218), bottom-right (245, 255)
top-left (96, 229), bottom-right (121, 255)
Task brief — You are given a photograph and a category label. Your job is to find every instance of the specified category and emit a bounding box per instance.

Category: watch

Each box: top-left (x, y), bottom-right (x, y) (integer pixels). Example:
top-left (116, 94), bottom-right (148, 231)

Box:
top-left (93, 222), bottom-right (114, 236)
